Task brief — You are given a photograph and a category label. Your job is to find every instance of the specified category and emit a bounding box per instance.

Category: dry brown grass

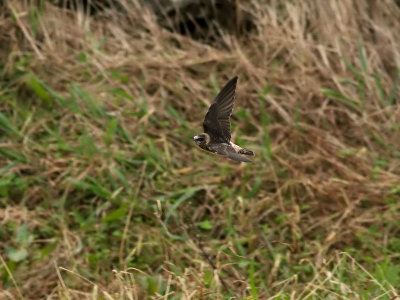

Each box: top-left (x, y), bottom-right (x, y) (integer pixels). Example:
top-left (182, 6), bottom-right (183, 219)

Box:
top-left (1, 0), bottom-right (400, 299)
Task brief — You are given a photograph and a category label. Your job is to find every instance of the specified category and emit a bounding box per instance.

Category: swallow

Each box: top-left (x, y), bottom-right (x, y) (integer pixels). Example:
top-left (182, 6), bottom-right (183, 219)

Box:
top-left (193, 76), bottom-right (254, 163)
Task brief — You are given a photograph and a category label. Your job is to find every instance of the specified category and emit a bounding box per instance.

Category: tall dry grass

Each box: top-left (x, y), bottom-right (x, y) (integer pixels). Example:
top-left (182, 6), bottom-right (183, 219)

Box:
top-left (1, 0), bottom-right (400, 299)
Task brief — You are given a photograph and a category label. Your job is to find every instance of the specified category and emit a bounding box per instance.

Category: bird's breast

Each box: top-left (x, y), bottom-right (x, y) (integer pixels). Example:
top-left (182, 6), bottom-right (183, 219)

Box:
top-left (198, 143), bottom-right (214, 153)
top-left (207, 143), bottom-right (231, 153)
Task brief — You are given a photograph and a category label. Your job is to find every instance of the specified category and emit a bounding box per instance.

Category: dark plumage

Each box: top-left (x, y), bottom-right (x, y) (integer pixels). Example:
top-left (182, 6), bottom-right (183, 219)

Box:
top-left (193, 76), bottom-right (254, 163)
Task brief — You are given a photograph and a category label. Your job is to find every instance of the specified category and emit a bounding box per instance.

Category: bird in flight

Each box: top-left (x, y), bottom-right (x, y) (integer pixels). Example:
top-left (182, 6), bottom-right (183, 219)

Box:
top-left (193, 76), bottom-right (254, 163)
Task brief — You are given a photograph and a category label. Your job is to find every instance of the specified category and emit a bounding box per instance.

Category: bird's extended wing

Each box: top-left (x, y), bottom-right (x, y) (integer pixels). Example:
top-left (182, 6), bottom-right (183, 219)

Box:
top-left (203, 76), bottom-right (238, 143)
top-left (208, 142), bottom-right (252, 163)
top-left (224, 150), bottom-right (252, 162)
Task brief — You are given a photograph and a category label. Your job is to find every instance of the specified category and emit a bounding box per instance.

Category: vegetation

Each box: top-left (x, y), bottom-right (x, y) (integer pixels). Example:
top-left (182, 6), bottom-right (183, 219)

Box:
top-left (1, 0), bottom-right (400, 299)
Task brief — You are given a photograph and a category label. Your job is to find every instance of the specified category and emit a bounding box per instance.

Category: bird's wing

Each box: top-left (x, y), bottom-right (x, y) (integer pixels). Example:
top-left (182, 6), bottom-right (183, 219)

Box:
top-left (224, 150), bottom-right (252, 162)
top-left (203, 76), bottom-right (238, 144)
top-left (209, 143), bottom-right (252, 163)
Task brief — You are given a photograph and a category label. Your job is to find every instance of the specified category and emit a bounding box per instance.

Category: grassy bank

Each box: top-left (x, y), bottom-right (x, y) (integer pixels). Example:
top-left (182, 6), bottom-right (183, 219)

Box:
top-left (1, 1), bottom-right (400, 299)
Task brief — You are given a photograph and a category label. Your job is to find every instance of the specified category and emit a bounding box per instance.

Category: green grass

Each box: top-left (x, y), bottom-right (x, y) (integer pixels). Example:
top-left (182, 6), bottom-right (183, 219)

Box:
top-left (1, 0), bottom-right (400, 299)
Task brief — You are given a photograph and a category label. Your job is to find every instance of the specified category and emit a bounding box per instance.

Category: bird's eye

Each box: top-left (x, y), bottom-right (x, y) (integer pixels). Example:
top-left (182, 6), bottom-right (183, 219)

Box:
top-left (194, 135), bottom-right (205, 142)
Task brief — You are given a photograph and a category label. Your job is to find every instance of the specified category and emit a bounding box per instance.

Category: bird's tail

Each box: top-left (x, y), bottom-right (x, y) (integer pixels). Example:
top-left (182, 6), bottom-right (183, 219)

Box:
top-left (239, 148), bottom-right (254, 156)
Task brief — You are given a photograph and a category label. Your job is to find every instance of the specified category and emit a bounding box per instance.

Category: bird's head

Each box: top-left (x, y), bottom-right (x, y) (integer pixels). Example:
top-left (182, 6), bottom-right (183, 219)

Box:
top-left (193, 133), bottom-right (210, 146)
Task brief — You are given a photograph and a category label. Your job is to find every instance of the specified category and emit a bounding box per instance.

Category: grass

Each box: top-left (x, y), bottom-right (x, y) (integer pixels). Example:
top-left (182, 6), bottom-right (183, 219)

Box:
top-left (1, 0), bottom-right (400, 299)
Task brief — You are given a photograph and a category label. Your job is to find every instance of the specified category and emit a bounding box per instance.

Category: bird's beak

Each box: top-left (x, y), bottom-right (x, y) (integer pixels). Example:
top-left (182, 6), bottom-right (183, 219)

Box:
top-left (193, 135), bottom-right (200, 141)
